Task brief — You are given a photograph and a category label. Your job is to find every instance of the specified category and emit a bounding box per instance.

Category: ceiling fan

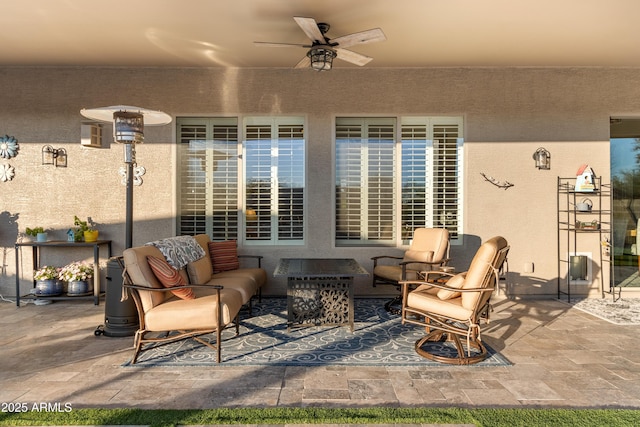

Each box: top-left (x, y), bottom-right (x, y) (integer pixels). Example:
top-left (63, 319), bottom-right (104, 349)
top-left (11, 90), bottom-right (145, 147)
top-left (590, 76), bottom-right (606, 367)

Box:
top-left (255, 16), bottom-right (386, 71)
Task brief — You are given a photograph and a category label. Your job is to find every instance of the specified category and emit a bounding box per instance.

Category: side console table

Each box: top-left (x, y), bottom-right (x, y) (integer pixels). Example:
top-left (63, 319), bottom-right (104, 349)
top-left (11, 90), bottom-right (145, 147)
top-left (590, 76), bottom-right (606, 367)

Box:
top-left (274, 258), bottom-right (369, 332)
top-left (15, 240), bottom-right (112, 307)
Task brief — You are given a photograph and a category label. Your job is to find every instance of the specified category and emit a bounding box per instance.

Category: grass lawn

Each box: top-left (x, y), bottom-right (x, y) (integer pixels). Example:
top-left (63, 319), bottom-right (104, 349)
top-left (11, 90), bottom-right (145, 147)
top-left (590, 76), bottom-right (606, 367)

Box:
top-left (1, 407), bottom-right (640, 426)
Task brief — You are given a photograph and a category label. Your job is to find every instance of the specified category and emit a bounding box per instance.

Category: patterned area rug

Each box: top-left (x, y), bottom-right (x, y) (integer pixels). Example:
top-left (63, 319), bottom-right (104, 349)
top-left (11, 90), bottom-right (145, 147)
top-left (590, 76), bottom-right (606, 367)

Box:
top-left (570, 298), bottom-right (640, 325)
top-left (123, 298), bottom-right (510, 367)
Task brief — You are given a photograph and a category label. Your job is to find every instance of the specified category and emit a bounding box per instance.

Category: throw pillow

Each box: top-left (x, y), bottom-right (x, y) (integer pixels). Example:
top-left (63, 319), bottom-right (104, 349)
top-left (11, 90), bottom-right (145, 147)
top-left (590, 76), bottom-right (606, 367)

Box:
top-left (208, 240), bottom-right (240, 273)
top-left (147, 255), bottom-right (195, 300)
top-left (437, 272), bottom-right (466, 300)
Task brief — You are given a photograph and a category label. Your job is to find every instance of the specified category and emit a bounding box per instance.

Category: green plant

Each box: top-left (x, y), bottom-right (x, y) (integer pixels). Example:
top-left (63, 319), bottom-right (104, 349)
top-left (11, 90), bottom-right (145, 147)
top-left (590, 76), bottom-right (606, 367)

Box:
top-left (73, 215), bottom-right (96, 241)
top-left (58, 261), bottom-right (94, 282)
top-left (33, 265), bottom-right (59, 281)
top-left (25, 226), bottom-right (45, 237)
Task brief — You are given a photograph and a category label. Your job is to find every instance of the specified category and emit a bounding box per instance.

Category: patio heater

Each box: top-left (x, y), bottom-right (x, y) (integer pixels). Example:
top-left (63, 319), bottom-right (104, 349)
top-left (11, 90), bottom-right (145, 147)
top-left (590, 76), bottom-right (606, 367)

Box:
top-left (81, 105), bottom-right (172, 337)
top-left (80, 105), bottom-right (172, 248)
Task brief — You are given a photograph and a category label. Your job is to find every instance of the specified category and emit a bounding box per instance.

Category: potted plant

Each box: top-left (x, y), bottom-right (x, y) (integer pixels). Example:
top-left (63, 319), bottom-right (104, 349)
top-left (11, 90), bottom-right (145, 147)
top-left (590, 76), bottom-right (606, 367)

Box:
top-left (33, 265), bottom-right (63, 295)
top-left (58, 261), bottom-right (94, 295)
top-left (26, 226), bottom-right (48, 242)
top-left (73, 216), bottom-right (99, 242)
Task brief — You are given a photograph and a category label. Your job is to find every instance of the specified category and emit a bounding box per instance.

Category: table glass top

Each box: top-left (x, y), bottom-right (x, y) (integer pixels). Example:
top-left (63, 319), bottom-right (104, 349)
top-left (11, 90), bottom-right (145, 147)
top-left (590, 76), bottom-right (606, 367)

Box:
top-left (274, 258), bottom-right (369, 277)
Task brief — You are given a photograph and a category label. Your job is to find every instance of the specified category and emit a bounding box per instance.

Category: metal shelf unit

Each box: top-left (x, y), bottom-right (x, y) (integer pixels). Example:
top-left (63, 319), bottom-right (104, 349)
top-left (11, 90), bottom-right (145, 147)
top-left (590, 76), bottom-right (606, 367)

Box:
top-left (557, 177), bottom-right (612, 301)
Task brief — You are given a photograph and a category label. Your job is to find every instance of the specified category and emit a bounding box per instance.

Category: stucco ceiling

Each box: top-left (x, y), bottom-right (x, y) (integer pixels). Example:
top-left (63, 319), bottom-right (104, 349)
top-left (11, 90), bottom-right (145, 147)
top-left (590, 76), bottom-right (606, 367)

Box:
top-left (2, 0), bottom-right (640, 69)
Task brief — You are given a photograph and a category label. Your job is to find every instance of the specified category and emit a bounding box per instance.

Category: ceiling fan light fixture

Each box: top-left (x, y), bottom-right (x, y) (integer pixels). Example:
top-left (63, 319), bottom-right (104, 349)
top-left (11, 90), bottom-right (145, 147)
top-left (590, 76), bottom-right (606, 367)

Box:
top-left (308, 46), bottom-right (337, 71)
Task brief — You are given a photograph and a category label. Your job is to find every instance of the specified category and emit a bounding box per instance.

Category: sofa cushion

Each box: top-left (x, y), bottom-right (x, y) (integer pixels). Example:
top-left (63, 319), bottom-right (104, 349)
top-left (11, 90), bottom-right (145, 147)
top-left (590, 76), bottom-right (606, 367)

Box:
top-left (437, 272), bottom-right (466, 300)
top-left (123, 245), bottom-right (170, 311)
top-left (147, 256), bottom-right (195, 300)
top-left (145, 287), bottom-right (243, 331)
top-left (208, 276), bottom-right (257, 305)
top-left (212, 268), bottom-right (267, 288)
top-left (187, 255), bottom-right (213, 285)
top-left (209, 240), bottom-right (240, 273)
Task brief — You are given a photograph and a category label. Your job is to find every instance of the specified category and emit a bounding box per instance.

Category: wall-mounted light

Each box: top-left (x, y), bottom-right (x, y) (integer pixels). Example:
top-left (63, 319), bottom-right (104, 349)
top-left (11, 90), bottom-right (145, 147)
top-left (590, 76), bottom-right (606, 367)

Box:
top-left (41, 145), bottom-right (67, 167)
top-left (308, 46), bottom-right (337, 71)
top-left (533, 147), bottom-right (550, 170)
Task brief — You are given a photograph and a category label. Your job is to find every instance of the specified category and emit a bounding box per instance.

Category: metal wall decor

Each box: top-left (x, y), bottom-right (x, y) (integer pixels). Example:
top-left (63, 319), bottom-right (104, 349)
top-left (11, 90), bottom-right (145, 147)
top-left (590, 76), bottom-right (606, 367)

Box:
top-left (0, 163), bottom-right (15, 182)
top-left (0, 135), bottom-right (19, 159)
top-left (480, 172), bottom-right (514, 189)
top-left (0, 135), bottom-right (18, 182)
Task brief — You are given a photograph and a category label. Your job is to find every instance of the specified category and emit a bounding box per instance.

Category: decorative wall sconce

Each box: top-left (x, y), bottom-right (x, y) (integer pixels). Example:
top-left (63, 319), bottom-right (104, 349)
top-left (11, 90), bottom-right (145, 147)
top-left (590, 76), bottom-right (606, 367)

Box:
top-left (41, 145), bottom-right (67, 167)
top-left (533, 147), bottom-right (550, 170)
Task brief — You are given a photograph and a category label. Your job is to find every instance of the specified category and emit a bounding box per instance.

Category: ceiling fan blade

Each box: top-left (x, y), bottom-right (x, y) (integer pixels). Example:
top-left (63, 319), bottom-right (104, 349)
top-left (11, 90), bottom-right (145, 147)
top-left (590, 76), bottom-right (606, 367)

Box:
top-left (293, 16), bottom-right (325, 43)
top-left (331, 28), bottom-right (386, 49)
top-left (254, 41), bottom-right (309, 48)
top-left (335, 48), bottom-right (373, 66)
top-left (294, 56), bottom-right (311, 69)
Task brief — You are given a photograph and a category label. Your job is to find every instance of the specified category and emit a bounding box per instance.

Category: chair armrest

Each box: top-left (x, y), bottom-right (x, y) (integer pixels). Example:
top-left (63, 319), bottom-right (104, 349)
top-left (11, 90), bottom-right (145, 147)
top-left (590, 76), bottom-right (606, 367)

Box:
top-left (238, 254), bottom-right (263, 268)
top-left (399, 279), bottom-right (495, 294)
top-left (371, 255), bottom-right (403, 267)
top-left (124, 283), bottom-right (224, 292)
top-left (399, 258), bottom-right (450, 268)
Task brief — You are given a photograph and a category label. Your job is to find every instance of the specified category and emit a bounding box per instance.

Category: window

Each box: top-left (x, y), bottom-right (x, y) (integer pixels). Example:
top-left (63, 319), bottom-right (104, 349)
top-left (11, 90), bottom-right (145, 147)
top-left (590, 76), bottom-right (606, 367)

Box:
top-left (335, 116), bottom-right (463, 246)
top-left (177, 117), bottom-right (305, 245)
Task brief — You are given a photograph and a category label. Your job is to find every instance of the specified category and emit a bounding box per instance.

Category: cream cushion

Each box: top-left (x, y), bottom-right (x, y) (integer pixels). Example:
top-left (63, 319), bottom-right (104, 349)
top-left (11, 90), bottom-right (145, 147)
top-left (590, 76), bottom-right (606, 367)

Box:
top-left (373, 265), bottom-right (421, 282)
top-left (407, 289), bottom-right (472, 321)
top-left (437, 272), bottom-right (466, 300)
top-left (144, 287), bottom-right (243, 331)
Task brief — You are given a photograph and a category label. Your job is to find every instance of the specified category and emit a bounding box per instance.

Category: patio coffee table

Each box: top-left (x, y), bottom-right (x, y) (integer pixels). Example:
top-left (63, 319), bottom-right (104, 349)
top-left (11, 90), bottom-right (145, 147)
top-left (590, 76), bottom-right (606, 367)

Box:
top-left (274, 258), bottom-right (369, 331)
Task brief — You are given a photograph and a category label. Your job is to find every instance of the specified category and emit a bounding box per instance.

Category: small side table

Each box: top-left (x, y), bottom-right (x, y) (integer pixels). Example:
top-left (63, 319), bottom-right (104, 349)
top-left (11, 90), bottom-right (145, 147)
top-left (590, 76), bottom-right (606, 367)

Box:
top-left (15, 240), bottom-right (112, 307)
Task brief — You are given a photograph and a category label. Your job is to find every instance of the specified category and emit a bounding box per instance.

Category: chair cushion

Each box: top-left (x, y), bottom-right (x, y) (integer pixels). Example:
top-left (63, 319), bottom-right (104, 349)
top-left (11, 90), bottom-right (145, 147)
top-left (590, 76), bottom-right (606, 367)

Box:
top-left (208, 240), bottom-right (240, 273)
top-left (374, 265), bottom-right (421, 282)
top-left (437, 272), bottom-right (466, 300)
top-left (407, 289), bottom-right (472, 321)
top-left (402, 250), bottom-right (434, 263)
top-left (460, 236), bottom-right (508, 310)
top-left (147, 256), bottom-right (195, 300)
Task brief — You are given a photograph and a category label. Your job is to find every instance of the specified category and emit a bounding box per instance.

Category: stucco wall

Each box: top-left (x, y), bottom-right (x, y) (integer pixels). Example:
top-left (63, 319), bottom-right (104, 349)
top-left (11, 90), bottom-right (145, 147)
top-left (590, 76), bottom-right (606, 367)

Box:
top-left (0, 66), bottom-right (638, 299)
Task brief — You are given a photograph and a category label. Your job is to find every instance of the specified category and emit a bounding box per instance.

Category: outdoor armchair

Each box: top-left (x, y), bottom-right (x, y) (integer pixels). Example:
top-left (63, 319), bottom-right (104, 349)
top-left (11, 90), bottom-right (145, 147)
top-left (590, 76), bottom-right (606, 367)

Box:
top-left (400, 235), bottom-right (509, 365)
top-left (371, 227), bottom-right (450, 313)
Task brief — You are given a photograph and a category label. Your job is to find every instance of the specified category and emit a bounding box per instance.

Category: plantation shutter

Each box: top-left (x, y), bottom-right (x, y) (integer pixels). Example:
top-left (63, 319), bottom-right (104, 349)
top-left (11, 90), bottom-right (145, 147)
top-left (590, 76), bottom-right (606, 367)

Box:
top-left (244, 117), bottom-right (305, 244)
top-left (432, 121), bottom-right (463, 240)
top-left (400, 117), bottom-right (463, 243)
top-left (400, 122), bottom-right (428, 243)
top-left (177, 118), bottom-right (239, 239)
top-left (336, 118), bottom-right (396, 245)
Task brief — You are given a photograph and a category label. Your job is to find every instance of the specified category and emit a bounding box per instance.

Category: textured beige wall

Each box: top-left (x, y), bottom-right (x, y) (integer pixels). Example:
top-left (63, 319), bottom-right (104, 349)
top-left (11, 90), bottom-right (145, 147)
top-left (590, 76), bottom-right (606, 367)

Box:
top-left (0, 66), bottom-right (638, 299)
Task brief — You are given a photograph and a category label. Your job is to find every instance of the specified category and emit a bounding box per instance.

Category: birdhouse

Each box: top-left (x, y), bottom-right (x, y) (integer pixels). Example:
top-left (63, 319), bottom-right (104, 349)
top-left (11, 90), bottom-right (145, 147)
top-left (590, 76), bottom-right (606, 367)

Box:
top-left (575, 164), bottom-right (596, 192)
top-left (67, 229), bottom-right (75, 242)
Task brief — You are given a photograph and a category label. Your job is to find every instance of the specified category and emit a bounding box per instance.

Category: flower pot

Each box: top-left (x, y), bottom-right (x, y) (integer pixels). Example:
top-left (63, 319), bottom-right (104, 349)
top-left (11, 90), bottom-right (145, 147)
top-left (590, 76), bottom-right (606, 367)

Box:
top-left (35, 279), bottom-right (63, 296)
top-left (67, 279), bottom-right (92, 296)
top-left (36, 232), bottom-right (48, 242)
top-left (83, 230), bottom-right (99, 242)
